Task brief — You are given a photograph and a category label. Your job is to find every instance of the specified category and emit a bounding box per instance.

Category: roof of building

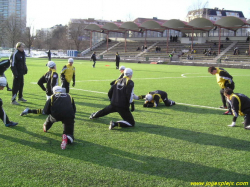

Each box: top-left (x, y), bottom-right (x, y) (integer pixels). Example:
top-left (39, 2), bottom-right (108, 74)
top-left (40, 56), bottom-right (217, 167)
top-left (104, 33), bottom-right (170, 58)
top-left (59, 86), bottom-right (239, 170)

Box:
top-left (84, 17), bottom-right (250, 34)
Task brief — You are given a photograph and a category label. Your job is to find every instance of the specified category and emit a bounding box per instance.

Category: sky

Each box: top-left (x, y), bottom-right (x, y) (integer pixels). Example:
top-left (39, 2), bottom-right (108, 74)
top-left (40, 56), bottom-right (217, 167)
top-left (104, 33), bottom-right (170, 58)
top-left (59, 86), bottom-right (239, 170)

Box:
top-left (27, 0), bottom-right (250, 30)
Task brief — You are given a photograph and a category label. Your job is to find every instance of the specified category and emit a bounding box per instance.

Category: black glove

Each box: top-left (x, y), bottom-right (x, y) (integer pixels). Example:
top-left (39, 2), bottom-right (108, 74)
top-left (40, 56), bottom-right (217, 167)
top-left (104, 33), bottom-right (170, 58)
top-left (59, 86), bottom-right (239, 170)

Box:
top-left (139, 95), bottom-right (146, 99)
top-left (72, 82), bottom-right (75, 87)
top-left (130, 102), bottom-right (135, 112)
top-left (110, 80), bottom-right (115, 85)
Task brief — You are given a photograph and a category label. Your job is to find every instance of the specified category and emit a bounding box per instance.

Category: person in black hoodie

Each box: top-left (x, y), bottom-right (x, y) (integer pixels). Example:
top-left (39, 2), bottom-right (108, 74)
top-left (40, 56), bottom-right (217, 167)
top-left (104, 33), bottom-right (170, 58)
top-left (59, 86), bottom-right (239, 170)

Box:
top-left (43, 86), bottom-right (76, 150)
top-left (115, 52), bottom-right (120, 69)
top-left (38, 61), bottom-right (59, 100)
top-left (10, 42), bottom-right (28, 105)
top-left (91, 52), bottom-right (97, 68)
top-left (90, 68), bottom-right (135, 130)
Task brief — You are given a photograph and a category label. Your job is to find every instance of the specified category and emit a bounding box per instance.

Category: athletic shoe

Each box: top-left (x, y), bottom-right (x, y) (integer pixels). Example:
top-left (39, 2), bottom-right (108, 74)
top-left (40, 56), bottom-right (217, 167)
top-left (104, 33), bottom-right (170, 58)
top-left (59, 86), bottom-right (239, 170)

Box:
top-left (7, 88), bottom-right (12, 91)
top-left (109, 121), bottom-right (115, 130)
top-left (170, 100), bottom-right (176, 105)
top-left (223, 111), bottom-right (232, 115)
top-left (61, 134), bottom-right (68, 150)
top-left (18, 98), bottom-right (27, 102)
top-left (89, 112), bottom-right (96, 119)
top-left (5, 121), bottom-right (18, 127)
top-left (43, 123), bottom-right (47, 132)
top-left (228, 123), bottom-right (236, 127)
top-left (220, 106), bottom-right (227, 109)
top-left (245, 125), bottom-right (250, 130)
top-left (11, 100), bottom-right (19, 105)
top-left (20, 108), bottom-right (29, 116)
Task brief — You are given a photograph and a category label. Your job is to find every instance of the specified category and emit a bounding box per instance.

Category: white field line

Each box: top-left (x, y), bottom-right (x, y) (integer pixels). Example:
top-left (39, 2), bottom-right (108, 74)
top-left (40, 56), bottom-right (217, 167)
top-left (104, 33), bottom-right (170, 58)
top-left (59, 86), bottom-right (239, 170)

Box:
top-left (70, 88), bottom-right (226, 111)
top-left (74, 74), bottom-right (250, 82)
top-left (31, 73), bottom-right (248, 110)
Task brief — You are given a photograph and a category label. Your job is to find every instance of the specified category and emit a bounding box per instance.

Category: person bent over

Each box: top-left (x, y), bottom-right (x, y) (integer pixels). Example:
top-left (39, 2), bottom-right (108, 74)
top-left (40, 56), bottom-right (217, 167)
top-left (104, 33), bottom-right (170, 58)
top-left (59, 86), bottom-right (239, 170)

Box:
top-left (208, 66), bottom-right (235, 115)
top-left (143, 90), bottom-right (175, 107)
top-left (43, 86), bottom-right (76, 150)
top-left (90, 68), bottom-right (135, 130)
top-left (0, 59), bottom-right (12, 91)
top-left (0, 77), bottom-right (18, 127)
top-left (224, 88), bottom-right (250, 129)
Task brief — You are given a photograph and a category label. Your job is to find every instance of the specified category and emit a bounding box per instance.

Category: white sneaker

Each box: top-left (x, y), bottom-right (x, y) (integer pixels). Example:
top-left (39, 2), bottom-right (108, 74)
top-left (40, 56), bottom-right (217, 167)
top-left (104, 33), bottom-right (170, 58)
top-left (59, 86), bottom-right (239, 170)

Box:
top-left (11, 100), bottom-right (19, 105)
top-left (18, 98), bottom-right (27, 102)
top-left (109, 121), bottom-right (115, 130)
top-left (245, 125), bottom-right (250, 130)
top-left (228, 124), bottom-right (236, 127)
top-left (20, 108), bottom-right (29, 116)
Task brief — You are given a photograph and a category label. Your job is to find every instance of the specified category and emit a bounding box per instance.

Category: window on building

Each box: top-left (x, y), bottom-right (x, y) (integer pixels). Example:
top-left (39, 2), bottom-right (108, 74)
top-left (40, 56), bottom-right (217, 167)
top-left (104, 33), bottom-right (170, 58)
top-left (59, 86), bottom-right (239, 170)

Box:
top-left (216, 11), bottom-right (222, 16)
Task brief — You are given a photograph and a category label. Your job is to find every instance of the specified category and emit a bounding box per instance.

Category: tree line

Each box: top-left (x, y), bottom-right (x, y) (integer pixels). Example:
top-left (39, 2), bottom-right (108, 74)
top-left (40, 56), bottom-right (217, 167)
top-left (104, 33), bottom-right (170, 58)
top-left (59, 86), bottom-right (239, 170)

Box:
top-left (0, 15), bottom-right (90, 54)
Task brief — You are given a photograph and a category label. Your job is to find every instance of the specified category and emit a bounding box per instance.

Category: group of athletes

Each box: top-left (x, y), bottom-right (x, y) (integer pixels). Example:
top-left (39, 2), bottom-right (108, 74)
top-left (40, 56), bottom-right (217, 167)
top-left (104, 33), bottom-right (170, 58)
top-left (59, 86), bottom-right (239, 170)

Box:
top-left (208, 66), bottom-right (250, 130)
top-left (0, 42), bottom-right (249, 150)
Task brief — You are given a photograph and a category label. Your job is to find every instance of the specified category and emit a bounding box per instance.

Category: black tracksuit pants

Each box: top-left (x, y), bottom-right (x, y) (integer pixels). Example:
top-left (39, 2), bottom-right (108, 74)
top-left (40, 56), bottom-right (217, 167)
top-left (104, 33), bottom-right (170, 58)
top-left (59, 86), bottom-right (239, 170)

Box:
top-left (45, 115), bottom-right (75, 141)
top-left (0, 107), bottom-right (10, 125)
top-left (93, 104), bottom-right (135, 127)
top-left (220, 82), bottom-right (235, 111)
top-left (12, 74), bottom-right (24, 101)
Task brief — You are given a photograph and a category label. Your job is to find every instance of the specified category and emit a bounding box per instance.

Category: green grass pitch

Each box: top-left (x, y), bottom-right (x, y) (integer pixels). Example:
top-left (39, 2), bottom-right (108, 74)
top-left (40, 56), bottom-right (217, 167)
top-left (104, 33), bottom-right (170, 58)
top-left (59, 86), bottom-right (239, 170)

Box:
top-left (0, 58), bottom-right (249, 186)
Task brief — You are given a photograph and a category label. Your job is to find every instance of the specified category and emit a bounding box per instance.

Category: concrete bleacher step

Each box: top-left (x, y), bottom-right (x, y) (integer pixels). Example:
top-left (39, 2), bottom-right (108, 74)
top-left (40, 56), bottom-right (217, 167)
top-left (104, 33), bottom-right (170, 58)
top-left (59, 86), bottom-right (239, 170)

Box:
top-left (135, 42), bottom-right (159, 57)
top-left (99, 42), bottom-right (121, 55)
top-left (214, 41), bottom-right (237, 61)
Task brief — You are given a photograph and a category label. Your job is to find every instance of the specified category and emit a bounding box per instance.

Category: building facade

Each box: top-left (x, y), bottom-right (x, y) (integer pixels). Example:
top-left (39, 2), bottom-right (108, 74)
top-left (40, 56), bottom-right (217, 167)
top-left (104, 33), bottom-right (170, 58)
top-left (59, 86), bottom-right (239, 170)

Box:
top-left (186, 8), bottom-right (247, 36)
top-left (0, 0), bottom-right (27, 47)
top-left (0, 0), bottom-right (27, 23)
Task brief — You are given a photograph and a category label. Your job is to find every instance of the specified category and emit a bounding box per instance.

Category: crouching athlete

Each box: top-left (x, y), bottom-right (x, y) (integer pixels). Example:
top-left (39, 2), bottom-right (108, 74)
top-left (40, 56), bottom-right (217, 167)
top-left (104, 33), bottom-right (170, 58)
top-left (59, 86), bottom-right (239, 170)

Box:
top-left (144, 90), bottom-right (175, 107)
top-left (43, 86), bottom-right (76, 150)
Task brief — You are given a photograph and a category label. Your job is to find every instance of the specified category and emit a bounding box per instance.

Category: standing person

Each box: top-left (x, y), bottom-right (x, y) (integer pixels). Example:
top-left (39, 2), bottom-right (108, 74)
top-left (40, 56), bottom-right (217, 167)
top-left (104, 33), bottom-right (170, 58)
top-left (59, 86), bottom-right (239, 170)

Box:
top-left (224, 88), bottom-right (250, 130)
top-left (43, 86), bottom-right (76, 150)
top-left (60, 58), bottom-right (75, 93)
top-left (90, 68), bottom-right (135, 130)
top-left (208, 66), bottom-right (235, 115)
top-left (37, 61), bottom-right (59, 100)
top-left (0, 77), bottom-right (18, 127)
top-left (10, 42), bottom-right (28, 105)
top-left (110, 66), bottom-right (125, 86)
top-left (48, 50), bottom-right (51, 61)
top-left (143, 90), bottom-right (175, 107)
top-left (0, 59), bottom-right (12, 91)
top-left (115, 52), bottom-right (120, 69)
top-left (91, 52), bottom-right (97, 68)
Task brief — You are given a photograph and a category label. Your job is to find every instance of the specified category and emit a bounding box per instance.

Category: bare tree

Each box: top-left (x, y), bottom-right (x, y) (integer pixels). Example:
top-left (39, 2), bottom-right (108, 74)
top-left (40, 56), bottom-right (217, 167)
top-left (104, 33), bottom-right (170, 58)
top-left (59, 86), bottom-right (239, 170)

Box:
top-left (22, 26), bottom-right (35, 54)
top-left (187, 0), bottom-right (209, 19)
top-left (2, 14), bottom-right (25, 48)
top-left (68, 20), bottom-right (85, 51)
top-left (50, 25), bottom-right (68, 50)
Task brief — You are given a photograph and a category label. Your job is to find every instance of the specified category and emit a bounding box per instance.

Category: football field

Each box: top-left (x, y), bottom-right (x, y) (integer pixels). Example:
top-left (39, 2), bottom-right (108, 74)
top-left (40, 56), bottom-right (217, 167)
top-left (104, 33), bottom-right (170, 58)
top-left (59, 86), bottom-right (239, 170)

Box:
top-left (0, 58), bottom-right (249, 186)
